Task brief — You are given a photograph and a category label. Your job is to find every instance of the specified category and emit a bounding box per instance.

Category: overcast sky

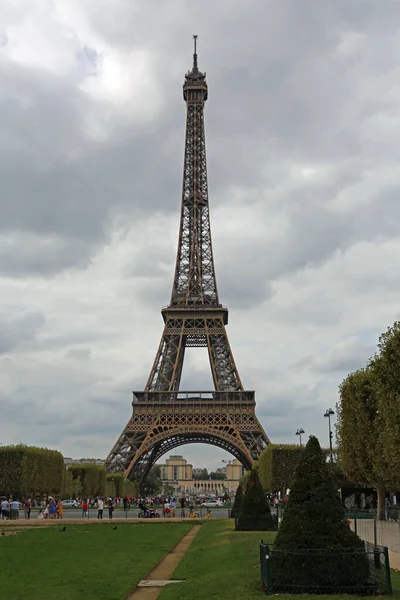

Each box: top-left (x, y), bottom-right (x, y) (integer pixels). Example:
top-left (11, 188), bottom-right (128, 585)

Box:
top-left (1, 1), bottom-right (399, 472)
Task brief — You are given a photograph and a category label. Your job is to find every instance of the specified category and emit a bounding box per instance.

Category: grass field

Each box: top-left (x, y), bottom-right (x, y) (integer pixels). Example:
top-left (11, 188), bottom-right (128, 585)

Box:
top-left (1, 520), bottom-right (399, 599)
top-left (159, 520), bottom-right (400, 600)
top-left (0, 522), bottom-right (191, 600)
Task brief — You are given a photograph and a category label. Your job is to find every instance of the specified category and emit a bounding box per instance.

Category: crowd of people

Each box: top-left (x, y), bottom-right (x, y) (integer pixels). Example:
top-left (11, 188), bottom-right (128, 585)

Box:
top-left (0, 494), bottom-right (227, 520)
top-left (0, 497), bottom-right (63, 520)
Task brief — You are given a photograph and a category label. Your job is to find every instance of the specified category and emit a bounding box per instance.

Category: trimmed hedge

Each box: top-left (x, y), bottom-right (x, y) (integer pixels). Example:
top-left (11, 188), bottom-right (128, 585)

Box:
top-left (271, 436), bottom-right (369, 590)
top-left (0, 445), bottom-right (64, 498)
top-left (231, 484), bottom-right (243, 518)
top-left (69, 464), bottom-right (106, 497)
top-left (258, 444), bottom-right (303, 494)
top-left (236, 469), bottom-right (275, 530)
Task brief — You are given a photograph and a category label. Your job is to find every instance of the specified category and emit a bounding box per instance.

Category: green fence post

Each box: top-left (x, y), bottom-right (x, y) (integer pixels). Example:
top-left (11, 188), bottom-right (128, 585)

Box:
top-left (384, 546), bottom-right (393, 596)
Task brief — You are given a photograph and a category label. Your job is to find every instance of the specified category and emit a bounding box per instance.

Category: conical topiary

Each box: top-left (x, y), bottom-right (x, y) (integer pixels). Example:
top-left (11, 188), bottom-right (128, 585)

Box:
top-left (231, 484), bottom-right (243, 518)
top-left (271, 436), bottom-right (369, 591)
top-left (236, 469), bottom-right (274, 530)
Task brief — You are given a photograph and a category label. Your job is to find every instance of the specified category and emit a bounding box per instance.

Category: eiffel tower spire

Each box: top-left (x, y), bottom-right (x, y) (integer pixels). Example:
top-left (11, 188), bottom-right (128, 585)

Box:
top-left (171, 35), bottom-right (216, 306)
top-left (105, 40), bottom-right (270, 484)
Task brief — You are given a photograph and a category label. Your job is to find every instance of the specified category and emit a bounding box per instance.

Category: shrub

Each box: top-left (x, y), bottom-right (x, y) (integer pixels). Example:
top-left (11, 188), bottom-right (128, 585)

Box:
top-left (236, 469), bottom-right (275, 530)
top-left (271, 436), bottom-right (370, 591)
top-left (231, 484), bottom-right (243, 518)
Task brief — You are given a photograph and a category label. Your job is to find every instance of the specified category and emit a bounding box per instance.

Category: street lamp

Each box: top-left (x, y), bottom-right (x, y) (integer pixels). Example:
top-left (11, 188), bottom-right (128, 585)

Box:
top-left (324, 408), bottom-right (335, 473)
top-left (295, 428), bottom-right (305, 448)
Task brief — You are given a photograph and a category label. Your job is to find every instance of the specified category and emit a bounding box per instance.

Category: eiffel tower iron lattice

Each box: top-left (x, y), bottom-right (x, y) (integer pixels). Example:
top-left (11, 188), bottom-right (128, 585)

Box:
top-left (106, 37), bottom-right (270, 484)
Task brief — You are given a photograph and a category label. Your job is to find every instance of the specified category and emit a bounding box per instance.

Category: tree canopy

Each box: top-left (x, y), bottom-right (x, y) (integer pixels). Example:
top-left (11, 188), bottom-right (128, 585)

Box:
top-left (337, 321), bottom-right (400, 495)
top-left (257, 444), bottom-right (303, 494)
top-left (0, 445), bottom-right (64, 498)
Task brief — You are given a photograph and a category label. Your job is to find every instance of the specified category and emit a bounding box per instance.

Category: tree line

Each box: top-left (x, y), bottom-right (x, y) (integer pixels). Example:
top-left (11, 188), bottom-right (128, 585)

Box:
top-left (0, 445), bottom-right (138, 499)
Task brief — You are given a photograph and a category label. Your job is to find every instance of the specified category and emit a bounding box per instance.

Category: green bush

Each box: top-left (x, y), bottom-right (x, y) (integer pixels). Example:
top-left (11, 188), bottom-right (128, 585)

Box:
top-left (0, 445), bottom-right (64, 498)
top-left (69, 464), bottom-right (106, 497)
top-left (271, 436), bottom-right (370, 591)
top-left (236, 469), bottom-right (274, 530)
top-left (231, 484), bottom-right (243, 518)
top-left (258, 444), bottom-right (302, 493)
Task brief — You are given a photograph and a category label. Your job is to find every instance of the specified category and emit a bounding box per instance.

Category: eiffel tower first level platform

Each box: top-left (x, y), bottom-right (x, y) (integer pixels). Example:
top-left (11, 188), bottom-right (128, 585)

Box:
top-left (105, 37), bottom-right (270, 484)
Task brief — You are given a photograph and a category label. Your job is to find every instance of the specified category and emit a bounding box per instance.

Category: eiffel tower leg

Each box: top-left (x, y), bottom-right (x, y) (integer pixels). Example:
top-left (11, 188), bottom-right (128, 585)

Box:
top-left (206, 319), bottom-right (243, 392)
top-left (145, 326), bottom-right (186, 392)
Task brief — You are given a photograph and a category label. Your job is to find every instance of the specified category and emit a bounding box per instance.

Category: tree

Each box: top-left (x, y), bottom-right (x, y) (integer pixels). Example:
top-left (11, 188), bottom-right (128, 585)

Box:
top-left (258, 444), bottom-right (303, 494)
top-left (230, 484), bottom-right (243, 518)
top-left (236, 469), bottom-right (274, 530)
top-left (373, 323), bottom-right (400, 490)
top-left (271, 436), bottom-right (369, 590)
top-left (140, 465), bottom-right (162, 496)
top-left (69, 464), bottom-right (106, 497)
top-left (209, 471), bottom-right (226, 480)
top-left (0, 445), bottom-right (64, 498)
top-left (193, 469), bottom-right (209, 480)
top-left (337, 323), bottom-right (400, 517)
top-left (337, 367), bottom-right (379, 486)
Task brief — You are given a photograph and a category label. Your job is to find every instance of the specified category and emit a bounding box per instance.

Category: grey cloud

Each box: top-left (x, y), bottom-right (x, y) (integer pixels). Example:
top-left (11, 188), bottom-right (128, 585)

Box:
top-left (0, 311), bottom-right (45, 353)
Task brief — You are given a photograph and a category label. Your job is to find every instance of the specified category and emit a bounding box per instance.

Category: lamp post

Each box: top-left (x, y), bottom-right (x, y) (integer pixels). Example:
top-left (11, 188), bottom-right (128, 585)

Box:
top-left (295, 428), bottom-right (305, 448)
top-left (324, 408), bottom-right (335, 473)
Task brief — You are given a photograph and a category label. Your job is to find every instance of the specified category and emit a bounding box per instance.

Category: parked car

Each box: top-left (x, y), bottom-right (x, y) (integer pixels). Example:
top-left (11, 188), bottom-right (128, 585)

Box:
top-left (61, 499), bottom-right (79, 508)
top-left (202, 500), bottom-right (223, 508)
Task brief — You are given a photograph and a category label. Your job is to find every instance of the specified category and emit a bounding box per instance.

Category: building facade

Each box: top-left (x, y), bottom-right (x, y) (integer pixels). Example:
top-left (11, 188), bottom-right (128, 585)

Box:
top-left (157, 455), bottom-right (244, 496)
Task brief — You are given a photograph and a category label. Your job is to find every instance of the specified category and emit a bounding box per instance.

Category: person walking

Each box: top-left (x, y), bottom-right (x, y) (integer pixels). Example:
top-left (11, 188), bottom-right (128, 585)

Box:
top-left (1, 498), bottom-right (9, 520)
top-left (24, 498), bottom-right (32, 519)
top-left (97, 497), bottom-right (104, 520)
top-left (81, 498), bottom-right (88, 518)
top-left (180, 497), bottom-right (186, 518)
top-left (108, 498), bottom-right (114, 519)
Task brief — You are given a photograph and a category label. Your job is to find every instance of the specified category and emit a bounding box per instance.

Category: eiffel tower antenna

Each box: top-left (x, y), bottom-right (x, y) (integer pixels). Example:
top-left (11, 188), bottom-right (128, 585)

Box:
top-left (106, 40), bottom-right (270, 486)
top-left (193, 34), bottom-right (198, 71)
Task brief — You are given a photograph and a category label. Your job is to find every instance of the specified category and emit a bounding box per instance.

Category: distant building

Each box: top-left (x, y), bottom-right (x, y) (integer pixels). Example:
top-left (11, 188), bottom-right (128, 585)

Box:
top-left (157, 455), bottom-right (244, 495)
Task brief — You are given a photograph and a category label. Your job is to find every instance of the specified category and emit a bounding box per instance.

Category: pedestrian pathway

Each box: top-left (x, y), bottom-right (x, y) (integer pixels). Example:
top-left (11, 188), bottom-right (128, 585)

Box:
top-left (128, 525), bottom-right (201, 599)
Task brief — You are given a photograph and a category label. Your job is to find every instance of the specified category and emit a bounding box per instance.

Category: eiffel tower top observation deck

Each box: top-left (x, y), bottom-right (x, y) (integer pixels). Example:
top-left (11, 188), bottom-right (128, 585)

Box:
top-left (105, 38), bottom-right (269, 483)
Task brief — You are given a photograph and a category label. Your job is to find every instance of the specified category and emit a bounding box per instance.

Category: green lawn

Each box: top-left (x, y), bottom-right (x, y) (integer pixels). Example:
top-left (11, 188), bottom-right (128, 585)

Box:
top-left (0, 522), bottom-right (191, 600)
top-left (159, 520), bottom-right (400, 600)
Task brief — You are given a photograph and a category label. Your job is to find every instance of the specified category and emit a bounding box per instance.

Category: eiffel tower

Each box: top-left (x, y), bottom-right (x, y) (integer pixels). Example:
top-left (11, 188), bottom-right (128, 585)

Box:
top-left (106, 37), bottom-right (270, 483)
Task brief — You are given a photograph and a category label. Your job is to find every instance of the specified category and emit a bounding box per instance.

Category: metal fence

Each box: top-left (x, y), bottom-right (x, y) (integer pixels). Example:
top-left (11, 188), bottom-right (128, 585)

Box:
top-left (347, 510), bottom-right (400, 553)
top-left (259, 540), bottom-right (392, 595)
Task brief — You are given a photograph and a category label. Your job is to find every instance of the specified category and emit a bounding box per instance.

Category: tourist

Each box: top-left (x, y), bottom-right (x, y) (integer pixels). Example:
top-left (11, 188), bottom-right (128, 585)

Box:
top-left (170, 498), bottom-right (176, 518)
top-left (10, 499), bottom-right (20, 520)
top-left (24, 498), bottom-right (32, 519)
top-left (97, 497), bottom-right (104, 520)
top-left (1, 498), bottom-right (9, 520)
top-left (43, 503), bottom-right (50, 519)
top-left (385, 497), bottom-right (390, 520)
top-left (57, 500), bottom-right (63, 519)
top-left (81, 498), bottom-right (88, 518)
top-left (37, 509), bottom-right (44, 519)
top-left (108, 498), bottom-right (114, 519)
top-left (180, 497), bottom-right (186, 518)
top-left (49, 498), bottom-right (57, 519)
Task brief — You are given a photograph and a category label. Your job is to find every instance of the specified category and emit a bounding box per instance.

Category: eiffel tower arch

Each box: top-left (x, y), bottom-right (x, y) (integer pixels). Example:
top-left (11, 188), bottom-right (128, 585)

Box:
top-left (106, 37), bottom-right (270, 484)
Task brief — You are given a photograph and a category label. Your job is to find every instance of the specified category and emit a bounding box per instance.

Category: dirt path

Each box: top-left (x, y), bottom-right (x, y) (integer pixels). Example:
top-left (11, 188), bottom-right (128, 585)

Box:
top-left (127, 525), bottom-right (201, 599)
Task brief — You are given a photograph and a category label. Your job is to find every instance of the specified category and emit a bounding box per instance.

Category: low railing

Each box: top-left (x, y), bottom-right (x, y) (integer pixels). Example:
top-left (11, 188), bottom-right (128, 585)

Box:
top-left (259, 541), bottom-right (392, 595)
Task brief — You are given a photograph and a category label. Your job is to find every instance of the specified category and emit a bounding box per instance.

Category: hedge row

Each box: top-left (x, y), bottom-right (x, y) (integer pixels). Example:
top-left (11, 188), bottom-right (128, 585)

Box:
top-left (0, 445), bottom-right (64, 498)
